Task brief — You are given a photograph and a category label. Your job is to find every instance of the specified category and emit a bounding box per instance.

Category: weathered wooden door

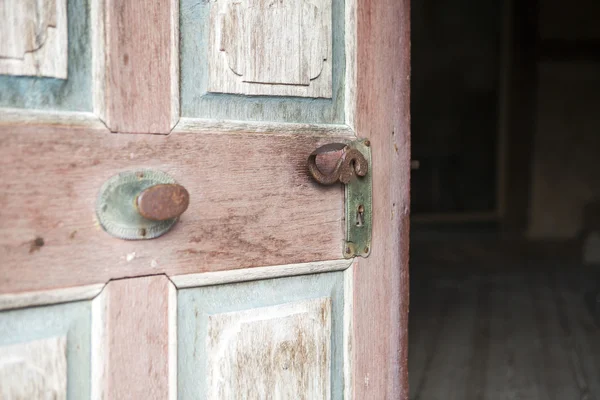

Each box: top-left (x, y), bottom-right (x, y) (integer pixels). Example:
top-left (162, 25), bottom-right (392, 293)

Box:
top-left (0, 0), bottom-right (410, 398)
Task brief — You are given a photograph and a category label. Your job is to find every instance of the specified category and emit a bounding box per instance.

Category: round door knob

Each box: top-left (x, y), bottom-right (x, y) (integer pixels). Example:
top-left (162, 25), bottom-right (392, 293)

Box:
top-left (96, 170), bottom-right (189, 240)
top-left (136, 184), bottom-right (190, 221)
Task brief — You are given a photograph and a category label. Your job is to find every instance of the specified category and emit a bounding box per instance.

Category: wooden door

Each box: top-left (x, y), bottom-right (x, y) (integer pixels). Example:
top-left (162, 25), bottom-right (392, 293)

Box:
top-left (0, 0), bottom-right (410, 399)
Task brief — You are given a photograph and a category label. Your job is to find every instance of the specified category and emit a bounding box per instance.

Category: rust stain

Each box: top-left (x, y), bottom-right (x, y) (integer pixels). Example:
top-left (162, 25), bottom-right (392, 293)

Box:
top-left (308, 143), bottom-right (368, 185)
top-left (29, 237), bottom-right (44, 254)
top-left (137, 184), bottom-right (190, 221)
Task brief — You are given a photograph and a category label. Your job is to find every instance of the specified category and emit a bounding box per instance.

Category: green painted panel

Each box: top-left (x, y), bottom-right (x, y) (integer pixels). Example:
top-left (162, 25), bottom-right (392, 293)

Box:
top-left (179, 0), bottom-right (346, 124)
top-left (0, 0), bottom-right (92, 112)
top-left (0, 301), bottom-right (93, 398)
top-left (178, 271), bottom-right (345, 399)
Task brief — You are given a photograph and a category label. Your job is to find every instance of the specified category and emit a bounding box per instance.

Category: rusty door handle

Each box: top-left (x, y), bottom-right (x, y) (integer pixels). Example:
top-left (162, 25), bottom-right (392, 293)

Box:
top-left (307, 142), bottom-right (369, 185)
top-left (136, 184), bottom-right (189, 221)
top-left (307, 140), bottom-right (372, 258)
top-left (96, 170), bottom-right (189, 240)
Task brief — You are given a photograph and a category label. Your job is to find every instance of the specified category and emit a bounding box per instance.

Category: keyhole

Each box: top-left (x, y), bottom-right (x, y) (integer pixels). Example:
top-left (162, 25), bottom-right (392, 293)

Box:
top-left (356, 204), bottom-right (365, 227)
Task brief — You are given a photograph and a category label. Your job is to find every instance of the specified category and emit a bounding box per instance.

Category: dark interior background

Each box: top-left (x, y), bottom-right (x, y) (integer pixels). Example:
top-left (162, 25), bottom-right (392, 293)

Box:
top-left (409, 0), bottom-right (600, 397)
top-left (411, 0), bottom-right (600, 240)
top-left (411, 0), bottom-right (502, 214)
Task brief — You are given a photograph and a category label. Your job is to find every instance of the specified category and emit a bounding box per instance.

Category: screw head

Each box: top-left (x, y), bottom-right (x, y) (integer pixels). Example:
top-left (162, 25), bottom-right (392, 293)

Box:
top-left (364, 246), bottom-right (369, 253)
top-left (364, 140), bottom-right (371, 147)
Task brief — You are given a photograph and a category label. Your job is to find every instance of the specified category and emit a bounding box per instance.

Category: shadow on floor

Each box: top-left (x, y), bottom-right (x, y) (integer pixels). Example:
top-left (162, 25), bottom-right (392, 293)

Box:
top-left (409, 225), bottom-right (600, 400)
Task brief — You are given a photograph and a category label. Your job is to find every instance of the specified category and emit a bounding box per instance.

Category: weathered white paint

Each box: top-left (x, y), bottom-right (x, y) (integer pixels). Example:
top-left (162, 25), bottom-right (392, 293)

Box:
top-left (0, 108), bottom-right (107, 129)
top-left (0, 336), bottom-right (67, 400)
top-left (90, 288), bottom-right (107, 400)
top-left (0, 283), bottom-right (105, 311)
top-left (168, 281), bottom-right (178, 400)
top-left (208, 0), bottom-right (332, 98)
top-left (206, 297), bottom-right (332, 400)
top-left (343, 263), bottom-right (354, 399)
top-left (0, 0), bottom-right (68, 78)
top-left (344, 0), bottom-right (357, 129)
top-left (177, 270), bottom-right (346, 399)
top-left (171, 259), bottom-right (352, 289)
top-left (91, 0), bottom-right (106, 123)
top-left (169, 0), bottom-right (180, 129)
top-left (174, 117), bottom-right (354, 137)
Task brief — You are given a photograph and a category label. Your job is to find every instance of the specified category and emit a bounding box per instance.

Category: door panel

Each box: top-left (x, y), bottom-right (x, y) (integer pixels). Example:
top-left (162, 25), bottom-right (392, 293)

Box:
top-left (179, 0), bottom-right (346, 123)
top-left (0, 0), bottom-right (91, 111)
top-left (177, 266), bottom-right (350, 399)
top-left (0, 0), bottom-right (410, 398)
top-left (0, 300), bottom-right (93, 398)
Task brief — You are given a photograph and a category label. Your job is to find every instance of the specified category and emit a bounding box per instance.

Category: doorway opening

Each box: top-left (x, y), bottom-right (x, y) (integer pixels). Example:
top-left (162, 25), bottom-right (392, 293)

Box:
top-left (410, 0), bottom-right (600, 397)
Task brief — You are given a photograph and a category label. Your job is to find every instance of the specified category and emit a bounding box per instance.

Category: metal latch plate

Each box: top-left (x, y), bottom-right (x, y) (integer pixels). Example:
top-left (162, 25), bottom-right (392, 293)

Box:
top-left (344, 139), bottom-right (372, 258)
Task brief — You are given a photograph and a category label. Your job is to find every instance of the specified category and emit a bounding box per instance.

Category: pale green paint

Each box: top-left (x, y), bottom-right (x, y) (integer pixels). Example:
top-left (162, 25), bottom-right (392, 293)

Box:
top-left (0, 0), bottom-right (92, 112)
top-left (345, 139), bottom-right (373, 258)
top-left (0, 301), bottom-right (93, 398)
top-left (178, 271), bottom-right (345, 399)
top-left (179, 0), bottom-right (346, 124)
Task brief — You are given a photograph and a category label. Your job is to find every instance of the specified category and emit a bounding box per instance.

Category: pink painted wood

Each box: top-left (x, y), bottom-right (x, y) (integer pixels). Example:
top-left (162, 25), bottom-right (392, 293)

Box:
top-left (103, 0), bottom-right (178, 133)
top-left (100, 275), bottom-right (174, 399)
top-left (353, 0), bottom-right (411, 398)
top-left (0, 122), bottom-right (346, 294)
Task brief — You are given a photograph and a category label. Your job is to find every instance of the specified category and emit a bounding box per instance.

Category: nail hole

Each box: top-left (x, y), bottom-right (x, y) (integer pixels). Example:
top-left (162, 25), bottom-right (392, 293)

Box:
top-left (29, 237), bottom-right (45, 254)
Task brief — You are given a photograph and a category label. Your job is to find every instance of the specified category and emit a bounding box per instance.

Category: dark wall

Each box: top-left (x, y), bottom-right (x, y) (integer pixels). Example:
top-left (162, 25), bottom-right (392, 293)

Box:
top-left (528, 0), bottom-right (600, 238)
top-left (411, 0), bottom-right (503, 214)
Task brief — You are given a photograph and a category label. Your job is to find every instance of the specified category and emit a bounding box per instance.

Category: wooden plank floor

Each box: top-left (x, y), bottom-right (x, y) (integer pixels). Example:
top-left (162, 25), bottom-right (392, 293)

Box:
top-left (409, 262), bottom-right (600, 400)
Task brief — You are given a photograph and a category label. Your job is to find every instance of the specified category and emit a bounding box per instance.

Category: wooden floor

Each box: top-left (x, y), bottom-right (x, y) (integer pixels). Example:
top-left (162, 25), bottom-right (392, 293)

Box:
top-left (409, 261), bottom-right (600, 400)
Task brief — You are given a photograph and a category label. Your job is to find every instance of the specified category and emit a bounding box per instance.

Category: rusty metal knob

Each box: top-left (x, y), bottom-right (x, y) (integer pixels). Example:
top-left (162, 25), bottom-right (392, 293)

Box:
top-left (96, 170), bottom-right (189, 240)
top-left (308, 143), bottom-right (369, 185)
top-left (136, 184), bottom-right (190, 221)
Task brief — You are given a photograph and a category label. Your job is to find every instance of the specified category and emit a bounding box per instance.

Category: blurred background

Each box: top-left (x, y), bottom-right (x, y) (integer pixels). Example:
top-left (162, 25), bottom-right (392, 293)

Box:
top-left (409, 0), bottom-right (600, 397)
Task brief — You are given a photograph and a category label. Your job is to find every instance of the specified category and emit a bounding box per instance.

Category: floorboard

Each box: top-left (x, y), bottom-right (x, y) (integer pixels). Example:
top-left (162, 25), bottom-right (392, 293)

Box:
top-left (409, 260), bottom-right (600, 400)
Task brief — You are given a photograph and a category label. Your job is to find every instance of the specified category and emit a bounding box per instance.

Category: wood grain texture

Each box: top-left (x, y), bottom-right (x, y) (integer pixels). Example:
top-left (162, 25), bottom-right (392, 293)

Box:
top-left (0, 336), bottom-right (67, 399)
top-left (94, 276), bottom-right (176, 400)
top-left (409, 265), bottom-right (600, 399)
top-left (352, 0), bottom-right (411, 398)
top-left (102, 0), bottom-right (178, 133)
top-left (343, 263), bottom-right (355, 400)
top-left (0, 0), bottom-right (92, 112)
top-left (91, 0), bottom-right (107, 123)
top-left (0, 301), bottom-right (93, 398)
top-left (0, 123), bottom-right (346, 294)
top-left (91, 287), bottom-right (107, 400)
top-left (0, 283), bottom-right (104, 312)
top-left (206, 297), bottom-right (332, 399)
top-left (177, 270), bottom-right (346, 399)
top-left (344, 0), bottom-right (357, 130)
top-left (179, 0), bottom-right (345, 124)
top-left (0, 108), bottom-right (107, 129)
top-left (208, 0), bottom-right (332, 98)
top-left (0, 0), bottom-right (68, 78)
top-left (175, 118), bottom-right (354, 137)
top-left (172, 259), bottom-right (352, 289)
